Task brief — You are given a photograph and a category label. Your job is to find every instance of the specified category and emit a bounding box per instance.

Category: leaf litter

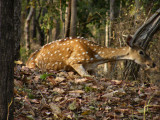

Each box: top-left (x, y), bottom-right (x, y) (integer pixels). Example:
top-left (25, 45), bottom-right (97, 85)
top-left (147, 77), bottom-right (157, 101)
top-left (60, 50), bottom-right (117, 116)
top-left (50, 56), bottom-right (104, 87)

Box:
top-left (14, 65), bottom-right (160, 120)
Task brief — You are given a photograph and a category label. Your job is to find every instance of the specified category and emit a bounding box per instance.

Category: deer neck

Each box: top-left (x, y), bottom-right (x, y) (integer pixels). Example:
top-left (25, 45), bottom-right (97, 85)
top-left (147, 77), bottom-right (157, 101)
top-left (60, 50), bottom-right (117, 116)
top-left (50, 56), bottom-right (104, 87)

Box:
top-left (93, 46), bottom-right (131, 62)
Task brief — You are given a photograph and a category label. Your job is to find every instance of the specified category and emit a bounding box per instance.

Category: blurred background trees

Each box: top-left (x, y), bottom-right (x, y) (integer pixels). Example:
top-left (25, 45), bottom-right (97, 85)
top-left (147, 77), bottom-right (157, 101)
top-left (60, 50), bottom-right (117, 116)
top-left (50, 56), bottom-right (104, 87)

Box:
top-left (20, 0), bottom-right (160, 82)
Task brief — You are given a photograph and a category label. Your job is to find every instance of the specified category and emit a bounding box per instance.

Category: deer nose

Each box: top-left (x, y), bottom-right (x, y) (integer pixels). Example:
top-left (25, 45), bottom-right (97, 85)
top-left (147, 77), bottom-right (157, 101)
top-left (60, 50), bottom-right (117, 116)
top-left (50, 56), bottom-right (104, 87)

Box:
top-left (152, 63), bottom-right (156, 68)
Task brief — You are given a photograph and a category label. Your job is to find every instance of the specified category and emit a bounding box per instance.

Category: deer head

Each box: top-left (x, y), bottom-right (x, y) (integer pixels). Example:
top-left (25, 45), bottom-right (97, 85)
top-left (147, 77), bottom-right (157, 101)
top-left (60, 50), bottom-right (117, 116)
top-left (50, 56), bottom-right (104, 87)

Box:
top-left (120, 35), bottom-right (156, 69)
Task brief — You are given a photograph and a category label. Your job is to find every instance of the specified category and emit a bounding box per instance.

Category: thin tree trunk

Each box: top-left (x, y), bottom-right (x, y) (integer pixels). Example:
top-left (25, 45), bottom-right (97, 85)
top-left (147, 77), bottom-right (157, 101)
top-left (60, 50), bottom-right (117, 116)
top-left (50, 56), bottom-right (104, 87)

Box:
top-left (36, 0), bottom-right (45, 46)
top-left (59, 0), bottom-right (65, 38)
top-left (55, 19), bottom-right (60, 40)
top-left (32, 4), bottom-right (37, 41)
top-left (104, 12), bottom-right (109, 73)
top-left (65, 0), bottom-right (71, 37)
top-left (24, 6), bottom-right (35, 52)
top-left (0, 0), bottom-right (14, 119)
top-left (135, 0), bottom-right (141, 23)
top-left (36, 20), bottom-right (45, 46)
top-left (108, 0), bottom-right (120, 78)
top-left (70, 0), bottom-right (77, 37)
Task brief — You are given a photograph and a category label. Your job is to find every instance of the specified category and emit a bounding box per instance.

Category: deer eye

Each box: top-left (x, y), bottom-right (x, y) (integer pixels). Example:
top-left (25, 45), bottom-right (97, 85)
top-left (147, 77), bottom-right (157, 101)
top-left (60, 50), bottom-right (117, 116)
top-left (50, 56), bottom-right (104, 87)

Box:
top-left (139, 50), bottom-right (144, 55)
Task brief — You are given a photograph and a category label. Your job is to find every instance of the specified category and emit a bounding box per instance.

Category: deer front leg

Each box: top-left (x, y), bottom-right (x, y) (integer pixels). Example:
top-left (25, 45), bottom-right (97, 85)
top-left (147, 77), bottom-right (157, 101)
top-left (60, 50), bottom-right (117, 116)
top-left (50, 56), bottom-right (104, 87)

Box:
top-left (71, 64), bottom-right (91, 77)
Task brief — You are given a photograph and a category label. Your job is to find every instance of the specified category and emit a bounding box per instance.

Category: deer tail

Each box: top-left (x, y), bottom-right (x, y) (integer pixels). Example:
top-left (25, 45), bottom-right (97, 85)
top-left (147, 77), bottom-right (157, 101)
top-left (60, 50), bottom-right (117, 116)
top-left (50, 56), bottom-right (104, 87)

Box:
top-left (26, 50), bottom-right (39, 68)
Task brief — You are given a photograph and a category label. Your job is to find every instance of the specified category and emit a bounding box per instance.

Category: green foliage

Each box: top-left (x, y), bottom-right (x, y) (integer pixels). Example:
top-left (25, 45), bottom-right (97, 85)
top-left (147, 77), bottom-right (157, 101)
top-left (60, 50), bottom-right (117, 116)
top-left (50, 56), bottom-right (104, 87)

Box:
top-left (20, 47), bottom-right (31, 62)
top-left (40, 73), bottom-right (48, 80)
top-left (39, 0), bottom-right (60, 36)
top-left (40, 13), bottom-right (54, 34)
top-left (40, 73), bottom-right (52, 80)
top-left (17, 87), bottom-right (35, 99)
top-left (21, 0), bottom-right (160, 40)
top-left (77, 0), bottom-right (109, 38)
top-left (84, 85), bottom-right (96, 92)
top-left (28, 93), bottom-right (35, 99)
top-left (68, 100), bottom-right (77, 111)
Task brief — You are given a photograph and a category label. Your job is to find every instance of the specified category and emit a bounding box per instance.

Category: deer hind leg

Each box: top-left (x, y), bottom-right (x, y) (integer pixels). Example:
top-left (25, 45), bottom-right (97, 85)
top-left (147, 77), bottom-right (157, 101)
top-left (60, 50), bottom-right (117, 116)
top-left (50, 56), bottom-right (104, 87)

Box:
top-left (70, 64), bottom-right (91, 77)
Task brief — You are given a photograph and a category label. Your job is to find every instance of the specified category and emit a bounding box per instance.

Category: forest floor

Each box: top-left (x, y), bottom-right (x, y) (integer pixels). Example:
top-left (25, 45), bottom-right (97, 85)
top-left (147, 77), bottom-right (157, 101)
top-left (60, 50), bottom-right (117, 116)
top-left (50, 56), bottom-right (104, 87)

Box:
top-left (14, 65), bottom-right (160, 120)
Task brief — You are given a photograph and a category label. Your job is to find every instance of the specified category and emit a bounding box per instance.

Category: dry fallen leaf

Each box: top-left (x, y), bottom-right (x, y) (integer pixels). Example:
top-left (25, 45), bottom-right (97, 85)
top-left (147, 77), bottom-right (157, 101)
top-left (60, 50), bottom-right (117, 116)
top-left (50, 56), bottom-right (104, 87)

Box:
top-left (15, 60), bottom-right (23, 65)
top-left (54, 97), bottom-right (63, 102)
top-left (111, 80), bottom-right (122, 85)
top-left (53, 88), bottom-right (65, 94)
top-left (55, 77), bottom-right (65, 82)
top-left (14, 79), bottom-right (23, 88)
top-left (49, 102), bottom-right (61, 115)
top-left (68, 101), bottom-right (77, 110)
top-left (69, 90), bottom-right (85, 93)
top-left (75, 78), bottom-right (88, 83)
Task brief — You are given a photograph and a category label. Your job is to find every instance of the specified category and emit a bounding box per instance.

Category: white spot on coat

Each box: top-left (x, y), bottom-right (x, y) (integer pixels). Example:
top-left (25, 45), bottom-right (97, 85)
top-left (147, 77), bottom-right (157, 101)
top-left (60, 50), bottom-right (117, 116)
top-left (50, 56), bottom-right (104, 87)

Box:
top-left (94, 48), bottom-right (97, 51)
top-left (69, 37), bottom-right (72, 39)
top-left (95, 54), bottom-right (99, 58)
top-left (112, 51), bottom-right (115, 53)
top-left (67, 48), bottom-right (69, 51)
top-left (98, 51), bottom-right (102, 54)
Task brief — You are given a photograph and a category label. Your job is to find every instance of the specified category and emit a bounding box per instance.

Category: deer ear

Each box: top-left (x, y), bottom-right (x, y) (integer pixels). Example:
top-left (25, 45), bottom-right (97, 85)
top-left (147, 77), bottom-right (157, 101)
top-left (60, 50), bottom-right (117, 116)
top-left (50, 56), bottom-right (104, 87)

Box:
top-left (126, 35), bottom-right (133, 47)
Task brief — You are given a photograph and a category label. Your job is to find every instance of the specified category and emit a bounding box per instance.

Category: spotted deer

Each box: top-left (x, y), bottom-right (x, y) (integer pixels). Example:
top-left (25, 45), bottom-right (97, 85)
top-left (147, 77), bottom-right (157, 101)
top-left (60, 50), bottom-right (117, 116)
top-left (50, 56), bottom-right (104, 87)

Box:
top-left (26, 36), bottom-right (156, 77)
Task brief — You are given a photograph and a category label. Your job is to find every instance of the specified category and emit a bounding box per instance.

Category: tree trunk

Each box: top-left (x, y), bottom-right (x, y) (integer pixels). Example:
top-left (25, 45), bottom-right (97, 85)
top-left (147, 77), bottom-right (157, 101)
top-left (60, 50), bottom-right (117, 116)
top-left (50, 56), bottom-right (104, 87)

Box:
top-left (32, 4), bottom-right (37, 41)
top-left (135, 0), bottom-right (140, 21)
top-left (55, 19), bottom-right (61, 40)
top-left (24, 5), bottom-right (35, 52)
top-left (14, 0), bottom-right (21, 60)
top-left (108, 0), bottom-right (120, 78)
top-left (65, 0), bottom-right (71, 37)
top-left (123, 8), bottom-right (160, 80)
top-left (70, 0), bottom-right (77, 37)
top-left (104, 12), bottom-right (109, 73)
top-left (36, 19), bottom-right (45, 46)
top-left (60, 0), bottom-right (65, 38)
top-left (36, 0), bottom-right (45, 46)
top-left (0, 0), bottom-right (14, 119)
